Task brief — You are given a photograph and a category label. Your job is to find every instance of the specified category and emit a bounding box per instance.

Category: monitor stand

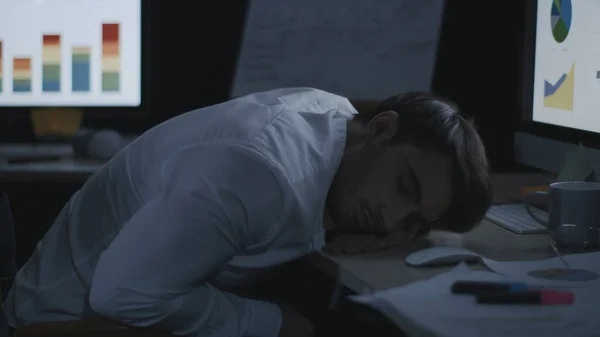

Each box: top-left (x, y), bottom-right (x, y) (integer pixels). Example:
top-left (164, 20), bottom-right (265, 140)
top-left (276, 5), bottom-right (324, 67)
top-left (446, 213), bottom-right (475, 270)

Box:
top-left (30, 108), bottom-right (82, 144)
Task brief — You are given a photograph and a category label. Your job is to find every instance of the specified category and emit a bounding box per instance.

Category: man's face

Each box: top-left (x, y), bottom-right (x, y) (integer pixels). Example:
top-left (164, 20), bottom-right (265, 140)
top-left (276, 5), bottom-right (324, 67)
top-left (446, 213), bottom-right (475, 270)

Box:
top-left (326, 112), bottom-right (453, 253)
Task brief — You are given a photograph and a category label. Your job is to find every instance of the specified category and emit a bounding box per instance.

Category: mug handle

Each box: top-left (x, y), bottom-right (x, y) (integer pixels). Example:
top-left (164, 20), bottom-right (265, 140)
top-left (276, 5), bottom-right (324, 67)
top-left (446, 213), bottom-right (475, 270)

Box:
top-left (524, 191), bottom-right (550, 227)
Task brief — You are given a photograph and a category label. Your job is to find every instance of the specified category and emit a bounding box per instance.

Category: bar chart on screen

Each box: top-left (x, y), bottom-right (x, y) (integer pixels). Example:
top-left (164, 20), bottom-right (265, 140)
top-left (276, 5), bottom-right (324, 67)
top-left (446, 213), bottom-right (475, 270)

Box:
top-left (0, 0), bottom-right (141, 107)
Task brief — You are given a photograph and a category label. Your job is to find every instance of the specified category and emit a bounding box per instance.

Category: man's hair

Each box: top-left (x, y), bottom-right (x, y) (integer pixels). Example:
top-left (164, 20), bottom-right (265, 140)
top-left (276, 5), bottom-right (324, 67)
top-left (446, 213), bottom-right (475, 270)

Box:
top-left (353, 91), bottom-right (493, 233)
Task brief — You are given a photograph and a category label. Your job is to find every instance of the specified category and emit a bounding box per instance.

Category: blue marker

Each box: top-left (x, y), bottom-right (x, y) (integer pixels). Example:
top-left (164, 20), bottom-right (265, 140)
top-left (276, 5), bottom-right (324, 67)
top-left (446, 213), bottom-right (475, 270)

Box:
top-left (451, 281), bottom-right (534, 295)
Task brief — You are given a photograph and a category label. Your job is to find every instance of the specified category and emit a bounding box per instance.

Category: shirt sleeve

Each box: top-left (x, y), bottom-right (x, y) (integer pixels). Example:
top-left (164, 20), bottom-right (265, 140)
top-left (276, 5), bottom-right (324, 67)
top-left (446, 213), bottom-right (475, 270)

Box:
top-left (88, 144), bottom-right (286, 337)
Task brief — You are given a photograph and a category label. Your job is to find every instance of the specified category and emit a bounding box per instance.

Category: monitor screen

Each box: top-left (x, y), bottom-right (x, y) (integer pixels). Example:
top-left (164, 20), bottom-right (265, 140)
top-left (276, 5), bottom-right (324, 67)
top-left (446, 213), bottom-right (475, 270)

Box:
top-left (531, 0), bottom-right (600, 134)
top-left (0, 0), bottom-right (141, 107)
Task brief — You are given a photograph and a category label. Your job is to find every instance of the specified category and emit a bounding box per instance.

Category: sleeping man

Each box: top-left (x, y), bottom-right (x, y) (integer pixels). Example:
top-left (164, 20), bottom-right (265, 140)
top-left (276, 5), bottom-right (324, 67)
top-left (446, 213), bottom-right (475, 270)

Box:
top-left (3, 87), bottom-right (492, 337)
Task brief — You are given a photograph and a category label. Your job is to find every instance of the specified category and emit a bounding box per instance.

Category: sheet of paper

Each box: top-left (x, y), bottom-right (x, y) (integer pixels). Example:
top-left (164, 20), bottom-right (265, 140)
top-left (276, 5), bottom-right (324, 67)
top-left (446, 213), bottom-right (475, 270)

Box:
top-left (557, 143), bottom-right (594, 182)
top-left (351, 264), bottom-right (600, 337)
top-left (232, 0), bottom-right (445, 100)
top-left (482, 251), bottom-right (600, 287)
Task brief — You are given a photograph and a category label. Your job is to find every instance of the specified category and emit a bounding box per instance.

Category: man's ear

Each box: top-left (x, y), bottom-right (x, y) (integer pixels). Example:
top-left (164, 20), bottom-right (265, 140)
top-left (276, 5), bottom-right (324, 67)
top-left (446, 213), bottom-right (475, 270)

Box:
top-left (366, 110), bottom-right (398, 144)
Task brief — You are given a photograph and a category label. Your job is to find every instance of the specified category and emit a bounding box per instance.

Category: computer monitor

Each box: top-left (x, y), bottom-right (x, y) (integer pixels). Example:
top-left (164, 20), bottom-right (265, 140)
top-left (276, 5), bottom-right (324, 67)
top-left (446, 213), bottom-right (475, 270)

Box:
top-left (0, 0), bottom-right (143, 108)
top-left (517, 0), bottom-right (600, 177)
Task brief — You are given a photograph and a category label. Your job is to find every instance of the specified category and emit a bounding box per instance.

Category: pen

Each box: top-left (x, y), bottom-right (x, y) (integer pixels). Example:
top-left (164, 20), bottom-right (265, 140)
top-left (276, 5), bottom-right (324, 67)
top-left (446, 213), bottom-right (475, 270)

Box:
top-left (451, 281), bottom-right (533, 295)
top-left (476, 290), bottom-right (574, 305)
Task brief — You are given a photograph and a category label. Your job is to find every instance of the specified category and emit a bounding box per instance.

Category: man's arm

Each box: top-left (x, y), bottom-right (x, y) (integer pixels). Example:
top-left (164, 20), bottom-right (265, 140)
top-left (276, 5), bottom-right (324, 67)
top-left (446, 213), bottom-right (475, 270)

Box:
top-left (88, 145), bottom-right (286, 337)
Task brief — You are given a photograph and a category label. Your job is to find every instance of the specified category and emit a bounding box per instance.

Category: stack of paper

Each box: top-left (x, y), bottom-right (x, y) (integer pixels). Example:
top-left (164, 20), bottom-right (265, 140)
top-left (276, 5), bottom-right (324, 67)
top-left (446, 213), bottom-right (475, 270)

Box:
top-left (351, 264), bottom-right (600, 337)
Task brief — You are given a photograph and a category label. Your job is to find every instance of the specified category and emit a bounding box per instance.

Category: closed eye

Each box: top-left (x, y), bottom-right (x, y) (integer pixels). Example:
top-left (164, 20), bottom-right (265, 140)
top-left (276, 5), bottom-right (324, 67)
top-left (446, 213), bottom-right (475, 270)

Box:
top-left (399, 166), bottom-right (421, 204)
top-left (408, 165), bottom-right (422, 203)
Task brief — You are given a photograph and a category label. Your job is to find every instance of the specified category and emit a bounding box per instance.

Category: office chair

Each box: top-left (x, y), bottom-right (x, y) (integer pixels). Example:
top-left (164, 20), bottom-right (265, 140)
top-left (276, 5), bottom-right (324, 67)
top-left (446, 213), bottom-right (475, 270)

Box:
top-left (0, 193), bottom-right (17, 337)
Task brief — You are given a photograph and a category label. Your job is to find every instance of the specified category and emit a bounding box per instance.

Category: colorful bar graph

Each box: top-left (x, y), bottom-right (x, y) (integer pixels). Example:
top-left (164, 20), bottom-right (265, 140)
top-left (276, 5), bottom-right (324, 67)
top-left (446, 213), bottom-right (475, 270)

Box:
top-left (0, 40), bottom-right (3, 93)
top-left (42, 34), bottom-right (61, 92)
top-left (101, 23), bottom-right (120, 92)
top-left (72, 46), bottom-right (91, 92)
top-left (13, 58), bottom-right (32, 92)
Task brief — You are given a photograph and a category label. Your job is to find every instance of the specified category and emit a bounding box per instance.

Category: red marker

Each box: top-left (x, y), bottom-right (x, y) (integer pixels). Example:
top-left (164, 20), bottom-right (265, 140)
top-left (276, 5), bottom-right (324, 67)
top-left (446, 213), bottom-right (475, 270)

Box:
top-left (476, 290), bottom-right (574, 305)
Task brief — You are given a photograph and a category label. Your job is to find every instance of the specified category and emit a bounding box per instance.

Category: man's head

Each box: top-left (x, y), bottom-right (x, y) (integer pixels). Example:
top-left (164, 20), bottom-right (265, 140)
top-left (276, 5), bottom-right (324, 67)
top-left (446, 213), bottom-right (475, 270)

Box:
top-left (326, 92), bottom-right (493, 244)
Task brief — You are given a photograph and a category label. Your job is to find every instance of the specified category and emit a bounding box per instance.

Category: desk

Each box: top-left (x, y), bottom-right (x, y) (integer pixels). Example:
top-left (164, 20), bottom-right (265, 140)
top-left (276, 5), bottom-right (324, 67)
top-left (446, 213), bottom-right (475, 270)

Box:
top-left (0, 144), bottom-right (105, 182)
top-left (306, 173), bottom-right (555, 336)
top-left (308, 218), bottom-right (553, 294)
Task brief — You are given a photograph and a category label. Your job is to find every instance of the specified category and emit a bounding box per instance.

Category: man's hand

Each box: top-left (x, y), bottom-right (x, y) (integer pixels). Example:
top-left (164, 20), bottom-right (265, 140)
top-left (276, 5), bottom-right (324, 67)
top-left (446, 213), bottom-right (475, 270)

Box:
top-left (278, 303), bottom-right (314, 337)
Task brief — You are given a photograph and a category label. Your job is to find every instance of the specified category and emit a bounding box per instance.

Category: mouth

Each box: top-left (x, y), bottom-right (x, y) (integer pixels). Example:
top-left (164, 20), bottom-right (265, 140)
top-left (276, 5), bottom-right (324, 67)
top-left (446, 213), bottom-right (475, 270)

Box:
top-left (349, 213), bottom-right (364, 232)
top-left (403, 213), bottom-right (431, 238)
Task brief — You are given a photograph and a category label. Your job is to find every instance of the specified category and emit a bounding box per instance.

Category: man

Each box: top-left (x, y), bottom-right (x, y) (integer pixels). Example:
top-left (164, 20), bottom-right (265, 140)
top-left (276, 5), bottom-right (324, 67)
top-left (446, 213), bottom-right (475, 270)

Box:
top-left (3, 87), bottom-right (492, 337)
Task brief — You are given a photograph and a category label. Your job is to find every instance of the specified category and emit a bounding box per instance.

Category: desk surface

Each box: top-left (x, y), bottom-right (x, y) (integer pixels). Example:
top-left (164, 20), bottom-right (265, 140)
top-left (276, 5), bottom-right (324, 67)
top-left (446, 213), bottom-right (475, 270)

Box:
top-left (308, 219), bottom-right (552, 293)
top-left (306, 173), bottom-right (555, 337)
top-left (310, 220), bottom-right (554, 337)
top-left (307, 173), bottom-right (554, 293)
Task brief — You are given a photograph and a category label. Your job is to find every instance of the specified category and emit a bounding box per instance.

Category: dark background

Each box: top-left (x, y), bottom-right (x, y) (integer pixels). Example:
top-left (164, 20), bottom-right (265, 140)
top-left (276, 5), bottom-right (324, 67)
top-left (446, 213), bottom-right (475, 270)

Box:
top-left (1, 0), bottom-right (529, 265)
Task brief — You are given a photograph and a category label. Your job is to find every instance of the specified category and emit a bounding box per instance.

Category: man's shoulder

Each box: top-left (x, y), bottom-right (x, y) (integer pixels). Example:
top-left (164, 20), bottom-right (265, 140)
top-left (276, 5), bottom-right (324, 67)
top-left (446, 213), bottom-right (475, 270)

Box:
top-left (255, 87), bottom-right (356, 117)
top-left (191, 87), bottom-right (353, 173)
top-left (148, 87), bottom-right (354, 146)
top-left (142, 87), bottom-right (352, 185)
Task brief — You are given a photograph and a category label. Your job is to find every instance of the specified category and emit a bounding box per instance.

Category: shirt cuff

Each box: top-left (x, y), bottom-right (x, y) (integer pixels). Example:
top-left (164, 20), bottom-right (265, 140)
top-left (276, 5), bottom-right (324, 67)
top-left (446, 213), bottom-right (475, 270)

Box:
top-left (245, 299), bottom-right (282, 337)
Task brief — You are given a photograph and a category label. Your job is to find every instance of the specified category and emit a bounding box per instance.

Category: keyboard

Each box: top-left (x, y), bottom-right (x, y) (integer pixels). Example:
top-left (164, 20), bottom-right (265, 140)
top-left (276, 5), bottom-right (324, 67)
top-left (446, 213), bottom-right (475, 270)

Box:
top-left (484, 203), bottom-right (549, 234)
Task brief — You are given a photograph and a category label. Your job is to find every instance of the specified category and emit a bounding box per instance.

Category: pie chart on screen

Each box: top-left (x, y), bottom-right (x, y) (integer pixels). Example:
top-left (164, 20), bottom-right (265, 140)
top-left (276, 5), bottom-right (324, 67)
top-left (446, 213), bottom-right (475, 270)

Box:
top-left (551, 0), bottom-right (572, 43)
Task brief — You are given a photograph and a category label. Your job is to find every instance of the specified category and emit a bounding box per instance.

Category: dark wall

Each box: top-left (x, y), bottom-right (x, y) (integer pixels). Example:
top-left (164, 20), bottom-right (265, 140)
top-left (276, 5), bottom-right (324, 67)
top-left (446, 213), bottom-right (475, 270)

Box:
top-left (85, 1), bottom-right (251, 132)
top-left (147, 0), bottom-right (527, 172)
top-left (433, 1), bottom-right (527, 171)
top-left (2, 1), bottom-right (526, 170)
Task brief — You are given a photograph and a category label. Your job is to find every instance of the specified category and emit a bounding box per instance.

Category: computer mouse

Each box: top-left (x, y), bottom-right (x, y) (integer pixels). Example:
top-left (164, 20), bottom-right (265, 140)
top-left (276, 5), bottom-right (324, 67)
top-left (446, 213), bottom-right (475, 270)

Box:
top-left (405, 246), bottom-right (482, 267)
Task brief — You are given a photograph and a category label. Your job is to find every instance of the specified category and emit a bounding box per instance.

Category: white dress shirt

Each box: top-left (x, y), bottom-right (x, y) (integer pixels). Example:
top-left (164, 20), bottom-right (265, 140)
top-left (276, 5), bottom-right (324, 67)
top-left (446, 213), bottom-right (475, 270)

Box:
top-left (3, 88), bottom-right (357, 337)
